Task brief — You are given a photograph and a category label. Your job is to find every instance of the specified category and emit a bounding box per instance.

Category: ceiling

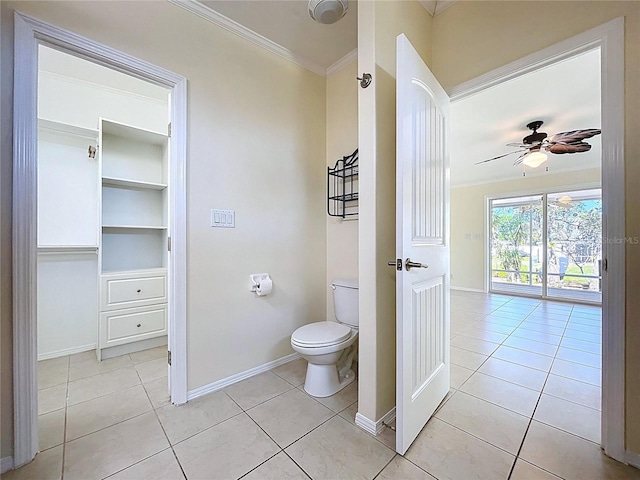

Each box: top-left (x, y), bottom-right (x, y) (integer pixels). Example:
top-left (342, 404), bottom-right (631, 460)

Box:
top-left (199, 0), bottom-right (358, 71)
top-left (451, 49), bottom-right (602, 187)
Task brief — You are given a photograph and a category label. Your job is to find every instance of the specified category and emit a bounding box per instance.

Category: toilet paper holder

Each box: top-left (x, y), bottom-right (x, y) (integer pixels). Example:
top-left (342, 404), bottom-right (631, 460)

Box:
top-left (249, 273), bottom-right (270, 292)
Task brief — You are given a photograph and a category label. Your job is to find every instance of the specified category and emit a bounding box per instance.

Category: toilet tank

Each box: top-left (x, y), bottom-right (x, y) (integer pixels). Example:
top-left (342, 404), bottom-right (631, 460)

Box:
top-left (332, 279), bottom-right (358, 327)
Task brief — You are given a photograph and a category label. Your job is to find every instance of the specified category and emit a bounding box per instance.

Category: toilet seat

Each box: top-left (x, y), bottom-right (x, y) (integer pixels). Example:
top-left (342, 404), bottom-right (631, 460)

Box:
top-left (291, 321), bottom-right (351, 347)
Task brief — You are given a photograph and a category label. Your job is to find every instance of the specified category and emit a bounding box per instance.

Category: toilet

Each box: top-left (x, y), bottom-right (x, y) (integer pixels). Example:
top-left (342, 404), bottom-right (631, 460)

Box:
top-left (291, 279), bottom-right (358, 397)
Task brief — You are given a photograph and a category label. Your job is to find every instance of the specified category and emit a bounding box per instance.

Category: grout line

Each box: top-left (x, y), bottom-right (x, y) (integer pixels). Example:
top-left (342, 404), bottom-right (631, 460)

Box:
top-left (60, 355), bottom-right (70, 480)
top-left (371, 454), bottom-right (398, 480)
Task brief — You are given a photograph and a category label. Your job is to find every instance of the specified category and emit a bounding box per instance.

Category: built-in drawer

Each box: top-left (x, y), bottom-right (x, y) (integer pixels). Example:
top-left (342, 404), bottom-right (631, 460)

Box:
top-left (100, 269), bottom-right (167, 311)
top-left (99, 304), bottom-right (167, 348)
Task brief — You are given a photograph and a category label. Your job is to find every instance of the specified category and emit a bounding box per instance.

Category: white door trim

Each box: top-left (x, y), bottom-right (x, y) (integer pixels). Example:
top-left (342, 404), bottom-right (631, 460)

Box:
top-left (448, 17), bottom-right (625, 462)
top-left (12, 11), bottom-right (188, 467)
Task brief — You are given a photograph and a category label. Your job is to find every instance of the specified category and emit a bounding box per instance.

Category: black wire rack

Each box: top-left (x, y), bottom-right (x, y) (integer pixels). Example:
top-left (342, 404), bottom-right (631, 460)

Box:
top-left (327, 149), bottom-right (358, 218)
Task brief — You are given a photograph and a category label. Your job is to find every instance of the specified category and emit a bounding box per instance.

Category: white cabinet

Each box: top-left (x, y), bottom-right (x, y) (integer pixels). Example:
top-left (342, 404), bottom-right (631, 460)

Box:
top-left (97, 119), bottom-right (169, 358)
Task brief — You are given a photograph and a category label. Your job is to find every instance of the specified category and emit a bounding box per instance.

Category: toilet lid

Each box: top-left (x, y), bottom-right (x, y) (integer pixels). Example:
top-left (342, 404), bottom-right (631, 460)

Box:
top-left (292, 321), bottom-right (351, 347)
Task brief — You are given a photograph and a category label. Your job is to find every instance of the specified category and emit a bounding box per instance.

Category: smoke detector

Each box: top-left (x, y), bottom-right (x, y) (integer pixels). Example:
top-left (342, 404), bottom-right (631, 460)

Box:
top-left (308, 0), bottom-right (349, 24)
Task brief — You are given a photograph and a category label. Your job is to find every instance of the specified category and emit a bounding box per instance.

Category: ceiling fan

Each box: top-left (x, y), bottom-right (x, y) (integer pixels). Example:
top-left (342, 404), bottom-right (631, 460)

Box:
top-left (476, 120), bottom-right (601, 169)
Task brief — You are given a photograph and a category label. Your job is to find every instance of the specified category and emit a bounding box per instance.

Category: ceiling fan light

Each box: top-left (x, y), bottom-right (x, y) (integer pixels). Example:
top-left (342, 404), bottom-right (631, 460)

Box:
top-left (308, 0), bottom-right (348, 24)
top-left (558, 195), bottom-right (573, 204)
top-left (522, 151), bottom-right (548, 168)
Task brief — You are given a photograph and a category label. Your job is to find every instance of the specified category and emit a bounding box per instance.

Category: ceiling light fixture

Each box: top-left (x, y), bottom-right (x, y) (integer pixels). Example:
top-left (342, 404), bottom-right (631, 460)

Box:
top-left (308, 0), bottom-right (349, 24)
top-left (522, 150), bottom-right (548, 168)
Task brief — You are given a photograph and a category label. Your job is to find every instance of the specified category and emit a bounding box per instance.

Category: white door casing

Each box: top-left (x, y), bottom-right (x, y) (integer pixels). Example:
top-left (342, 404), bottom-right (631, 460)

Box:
top-left (395, 34), bottom-right (451, 455)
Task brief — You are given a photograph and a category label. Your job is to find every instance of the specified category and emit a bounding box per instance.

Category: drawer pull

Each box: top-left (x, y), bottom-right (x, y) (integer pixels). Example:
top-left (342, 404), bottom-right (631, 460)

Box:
top-left (137, 323), bottom-right (141, 327)
top-left (136, 289), bottom-right (142, 293)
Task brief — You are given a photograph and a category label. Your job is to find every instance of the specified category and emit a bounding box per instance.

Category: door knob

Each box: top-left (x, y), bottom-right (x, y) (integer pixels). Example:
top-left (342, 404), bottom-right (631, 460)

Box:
top-left (405, 258), bottom-right (428, 271)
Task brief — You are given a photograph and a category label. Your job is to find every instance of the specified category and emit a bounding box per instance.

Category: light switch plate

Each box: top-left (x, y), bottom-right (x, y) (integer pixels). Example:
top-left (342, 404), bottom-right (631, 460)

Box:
top-left (211, 209), bottom-right (235, 228)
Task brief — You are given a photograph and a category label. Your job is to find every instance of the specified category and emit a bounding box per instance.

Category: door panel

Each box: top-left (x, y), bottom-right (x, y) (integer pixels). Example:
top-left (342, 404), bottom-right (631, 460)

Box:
top-left (396, 34), bottom-right (450, 455)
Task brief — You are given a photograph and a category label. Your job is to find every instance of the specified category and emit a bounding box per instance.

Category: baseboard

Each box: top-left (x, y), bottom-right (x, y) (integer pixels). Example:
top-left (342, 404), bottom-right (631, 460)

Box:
top-left (451, 286), bottom-right (485, 293)
top-left (187, 353), bottom-right (300, 401)
top-left (355, 407), bottom-right (396, 436)
top-left (38, 343), bottom-right (95, 361)
top-left (1, 456), bottom-right (14, 474)
top-left (626, 450), bottom-right (640, 469)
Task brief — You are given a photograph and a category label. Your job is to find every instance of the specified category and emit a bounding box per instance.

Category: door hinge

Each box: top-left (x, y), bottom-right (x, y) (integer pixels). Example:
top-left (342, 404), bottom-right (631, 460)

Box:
top-left (603, 258), bottom-right (608, 271)
top-left (168, 350), bottom-right (172, 366)
top-left (168, 236), bottom-right (171, 252)
top-left (168, 122), bottom-right (171, 137)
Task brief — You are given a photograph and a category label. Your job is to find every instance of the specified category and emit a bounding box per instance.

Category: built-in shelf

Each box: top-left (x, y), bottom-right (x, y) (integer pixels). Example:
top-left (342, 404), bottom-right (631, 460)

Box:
top-left (102, 176), bottom-right (167, 190)
top-left (101, 118), bottom-right (167, 145)
top-left (38, 118), bottom-right (98, 139)
top-left (102, 225), bottom-right (167, 230)
top-left (37, 245), bottom-right (99, 255)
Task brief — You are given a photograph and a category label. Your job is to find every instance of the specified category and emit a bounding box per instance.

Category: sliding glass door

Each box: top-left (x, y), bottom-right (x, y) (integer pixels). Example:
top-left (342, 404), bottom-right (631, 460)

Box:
top-left (490, 189), bottom-right (602, 303)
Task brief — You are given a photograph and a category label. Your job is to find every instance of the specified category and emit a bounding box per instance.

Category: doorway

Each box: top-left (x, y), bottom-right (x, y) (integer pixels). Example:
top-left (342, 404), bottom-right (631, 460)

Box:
top-left (12, 12), bottom-right (187, 467)
top-left (489, 188), bottom-right (602, 304)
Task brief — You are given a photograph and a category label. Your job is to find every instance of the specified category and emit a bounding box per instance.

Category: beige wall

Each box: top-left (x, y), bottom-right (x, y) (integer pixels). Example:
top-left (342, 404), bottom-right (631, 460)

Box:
top-left (326, 61), bottom-right (359, 320)
top-left (433, 0), bottom-right (640, 455)
top-left (1, 0), bottom-right (327, 458)
top-left (358, 0), bottom-right (433, 421)
top-left (451, 169), bottom-right (601, 291)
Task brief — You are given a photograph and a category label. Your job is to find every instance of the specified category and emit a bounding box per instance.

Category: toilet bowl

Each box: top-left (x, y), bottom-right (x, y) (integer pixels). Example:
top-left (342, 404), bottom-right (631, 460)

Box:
top-left (291, 279), bottom-right (358, 397)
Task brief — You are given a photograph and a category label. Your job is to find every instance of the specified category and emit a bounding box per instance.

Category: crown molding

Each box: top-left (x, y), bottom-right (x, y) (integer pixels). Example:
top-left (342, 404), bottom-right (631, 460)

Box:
top-left (419, 0), bottom-right (457, 16)
top-left (326, 48), bottom-right (357, 76)
top-left (419, 1), bottom-right (436, 16)
top-left (168, 0), bottom-right (326, 76)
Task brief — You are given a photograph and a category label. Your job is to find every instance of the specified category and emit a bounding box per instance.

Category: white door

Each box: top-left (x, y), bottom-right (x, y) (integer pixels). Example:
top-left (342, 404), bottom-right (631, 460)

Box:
top-left (395, 34), bottom-right (450, 455)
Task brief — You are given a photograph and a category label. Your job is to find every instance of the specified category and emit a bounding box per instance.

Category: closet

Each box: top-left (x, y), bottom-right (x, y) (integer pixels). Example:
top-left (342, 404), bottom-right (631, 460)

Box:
top-left (37, 46), bottom-right (170, 361)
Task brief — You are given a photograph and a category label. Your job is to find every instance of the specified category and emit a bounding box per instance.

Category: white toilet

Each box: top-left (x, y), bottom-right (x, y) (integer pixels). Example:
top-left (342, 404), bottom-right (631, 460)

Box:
top-left (291, 279), bottom-right (358, 397)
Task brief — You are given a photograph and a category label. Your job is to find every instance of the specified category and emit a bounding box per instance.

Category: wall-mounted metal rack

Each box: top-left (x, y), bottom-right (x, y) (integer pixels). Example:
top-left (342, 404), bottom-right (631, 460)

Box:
top-left (327, 149), bottom-right (358, 218)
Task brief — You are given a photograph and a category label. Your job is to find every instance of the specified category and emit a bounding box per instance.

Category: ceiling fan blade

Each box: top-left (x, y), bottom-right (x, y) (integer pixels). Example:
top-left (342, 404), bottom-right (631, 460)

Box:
top-left (550, 129), bottom-right (601, 144)
top-left (505, 142), bottom-right (528, 148)
top-left (475, 149), bottom-right (528, 165)
top-left (548, 142), bottom-right (592, 154)
top-left (513, 152), bottom-right (528, 167)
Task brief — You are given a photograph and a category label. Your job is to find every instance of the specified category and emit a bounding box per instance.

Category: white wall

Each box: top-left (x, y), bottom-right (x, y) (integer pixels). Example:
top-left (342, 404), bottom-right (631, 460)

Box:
top-left (326, 61), bottom-right (359, 320)
top-left (450, 168), bottom-right (601, 292)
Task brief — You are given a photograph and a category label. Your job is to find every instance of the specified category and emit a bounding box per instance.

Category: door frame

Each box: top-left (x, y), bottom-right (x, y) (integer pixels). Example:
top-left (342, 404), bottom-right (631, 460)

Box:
top-left (12, 12), bottom-right (188, 467)
top-left (448, 18), bottom-right (625, 462)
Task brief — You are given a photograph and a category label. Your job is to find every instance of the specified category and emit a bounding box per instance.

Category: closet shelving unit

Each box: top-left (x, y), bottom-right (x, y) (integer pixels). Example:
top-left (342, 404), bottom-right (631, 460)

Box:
top-left (97, 118), bottom-right (169, 359)
top-left (327, 148), bottom-right (358, 218)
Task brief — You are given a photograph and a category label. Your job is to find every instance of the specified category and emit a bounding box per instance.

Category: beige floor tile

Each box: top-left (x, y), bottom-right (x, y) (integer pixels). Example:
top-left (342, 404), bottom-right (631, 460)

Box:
top-left (374, 424), bottom-right (396, 450)
top-left (478, 357), bottom-right (547, 391)
top-left (68, 350), bottom-right (96, 364)
top-left (63, 412), bottom-right (168, 480)
top-left (524, 316), bottom-right (567, 327)
top-left (457, 328), bottom-right (508, 344)
top-left (405, 417), bottom-right (514, 480)
top-left (143, 376), bottom-right (171, 409)
top-left (450, 364), bottom-right (474, 389)
top-left (511, 328), bottom-right (562, 345)
top-left (38, 409), bottom-right (65, 451)
top-left (473, 322), bottom-right (516, 335)
top-left (543, 374), bottom-right (601, 410)
top-left (129, 346), bottom-right (167, 365)
top-left (555, 346), bottom-right (601, 368)
top-left (224, 371), bottom-right (293, 410)
top-left (247, 388), bottom-right (333, 447)
top-left (38, 357), bottom-right (69, 390)
top-left (460, 372), bottom-right (540, 417)
top-left (510, 459), bottom-right (561, 479)
top-left (533, 394), bottom-right (600, 443)
top-left (67, 366), bottom-right (140, 405)
top-left (376, 455), bottom-right (435, 480)
top-left (435, 391), bottom-right (529, 454)
top-left (562, 329), bottom-right (601, 344)
top-left (271, 358), bottom-right (308, 386)
top-left (156, 390), bottom-right (242, 444)
top-left (338, 402), bottom-right (358, 424)
top-left (491, 345), bottom-right (554, 372)
top-left (106, 448), bottom-right (185, 480)
top-left (502, 336), bottom-right (559, 357)
top-left (518, 322), bottom-right (565, 336)
top-left (566, 322), bottom-right (601, 334)
top-left (68, 353), bottom-right (132, 382)
top-left (1, 445), bottom-right (63, 480)
top-left (482, 315), bottom-right (522, 327)
top-left (38, 384), bottom-right (67, 415)
top-left (243, 452), bottom-right (308, 480)
top-left (551, 358), bottom-right (601, 386)
top-left (173, 413), bottom-right (279, 480)
top-left (560, 336), bottom-right (601, 354)
top-left (451, 336), bottom-right (499, 356)
top-left (520, 421), bottom-right (640, 480)
top-left (134, 357), bottom-right (168, 384)
top-left (450, 347), bottom-right (488, 370)
top-left (66, 385), bottom-right (152, 441)
top-left (312, 380), bottom-right (358, 413)
top-left (286, 416), bottom-right (394, 480)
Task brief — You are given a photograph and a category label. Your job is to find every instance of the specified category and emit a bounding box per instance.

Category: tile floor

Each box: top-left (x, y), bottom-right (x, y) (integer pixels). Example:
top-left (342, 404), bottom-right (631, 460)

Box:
top-left (5, 292), bottom-right (640, 479)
